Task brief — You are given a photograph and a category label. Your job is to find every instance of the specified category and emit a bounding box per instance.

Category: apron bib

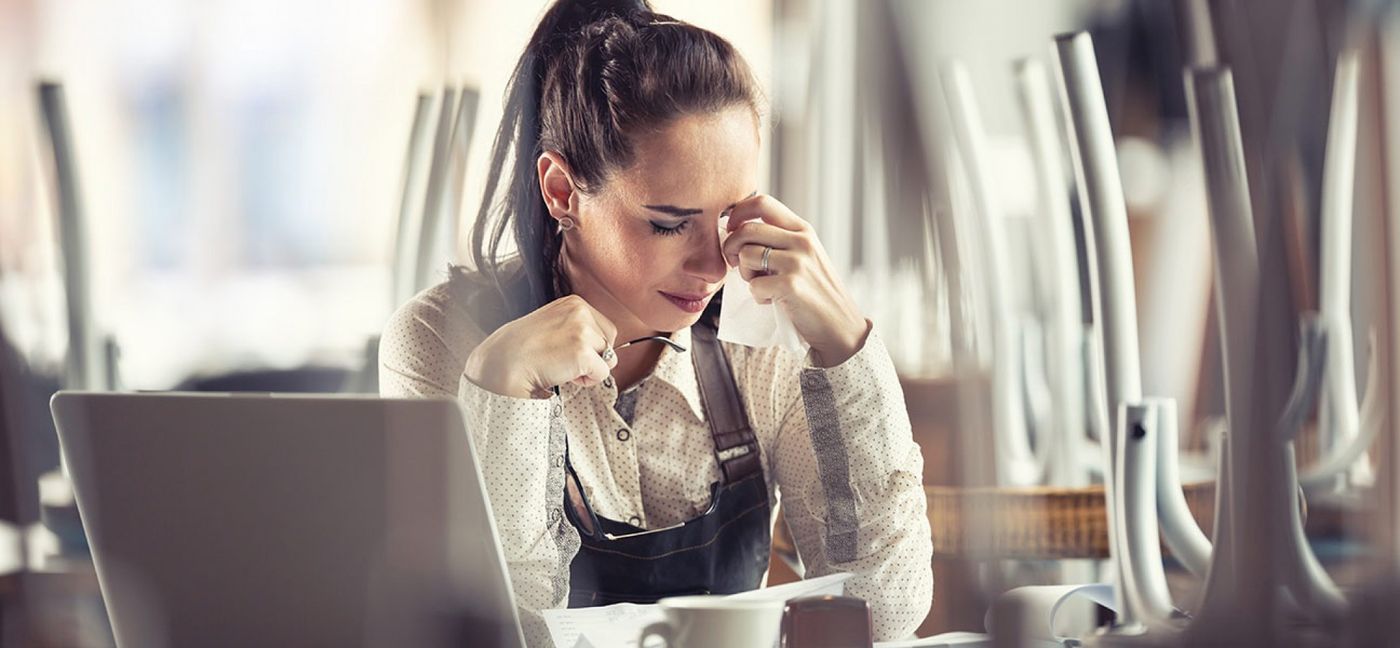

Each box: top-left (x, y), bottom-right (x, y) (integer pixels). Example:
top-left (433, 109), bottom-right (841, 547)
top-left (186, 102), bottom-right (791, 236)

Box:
top-left (562, 321), bottom-right (771, 607)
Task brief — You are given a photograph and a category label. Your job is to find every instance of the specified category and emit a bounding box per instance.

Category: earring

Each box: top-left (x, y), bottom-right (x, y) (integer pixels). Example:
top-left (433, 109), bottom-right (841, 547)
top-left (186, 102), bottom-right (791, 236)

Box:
top-left (557, 216), bottom-right (576, 234)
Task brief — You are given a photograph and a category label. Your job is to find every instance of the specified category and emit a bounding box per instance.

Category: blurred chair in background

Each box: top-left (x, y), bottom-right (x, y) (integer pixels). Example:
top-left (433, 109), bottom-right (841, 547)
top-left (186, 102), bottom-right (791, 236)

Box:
top-left (0, 315), bottom-right (110, 648)
top-left (35, 82), bottom-right (117, 396)
top-left (178, 85), bottom-right (479, 396)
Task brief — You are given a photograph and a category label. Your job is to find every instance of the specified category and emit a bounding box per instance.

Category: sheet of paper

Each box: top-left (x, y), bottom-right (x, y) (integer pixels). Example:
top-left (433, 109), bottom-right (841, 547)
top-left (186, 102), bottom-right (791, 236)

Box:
top-left (543, 602), bottom-right (664, 648)
top-left (724, 571), bottom-right (853, 602)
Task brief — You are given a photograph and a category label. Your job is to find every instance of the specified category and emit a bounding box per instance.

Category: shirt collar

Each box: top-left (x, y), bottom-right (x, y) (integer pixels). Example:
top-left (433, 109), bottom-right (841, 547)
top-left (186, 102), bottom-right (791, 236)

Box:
top-left (651, 326), bottom-right (707, 423)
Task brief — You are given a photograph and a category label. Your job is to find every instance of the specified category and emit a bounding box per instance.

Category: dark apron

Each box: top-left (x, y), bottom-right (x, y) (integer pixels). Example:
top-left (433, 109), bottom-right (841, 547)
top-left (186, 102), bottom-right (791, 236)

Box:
top-left (562, 321), bottom-right (772, 607)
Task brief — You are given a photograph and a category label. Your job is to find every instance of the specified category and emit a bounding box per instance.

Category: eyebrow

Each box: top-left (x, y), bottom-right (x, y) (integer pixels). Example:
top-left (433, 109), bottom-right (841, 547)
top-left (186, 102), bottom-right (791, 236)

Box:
top-left (643, 191), bottom-right (758, 217)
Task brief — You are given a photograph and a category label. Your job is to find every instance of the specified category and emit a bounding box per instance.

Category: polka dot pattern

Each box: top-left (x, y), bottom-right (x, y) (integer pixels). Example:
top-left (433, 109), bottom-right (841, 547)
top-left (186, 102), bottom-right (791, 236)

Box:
top-left (379, 275), bottom-right (933, 645)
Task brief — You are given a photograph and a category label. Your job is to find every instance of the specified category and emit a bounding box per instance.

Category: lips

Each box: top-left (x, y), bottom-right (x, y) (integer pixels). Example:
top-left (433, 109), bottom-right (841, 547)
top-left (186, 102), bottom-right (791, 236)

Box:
top-left (659, 290), bottom-right (714, 314)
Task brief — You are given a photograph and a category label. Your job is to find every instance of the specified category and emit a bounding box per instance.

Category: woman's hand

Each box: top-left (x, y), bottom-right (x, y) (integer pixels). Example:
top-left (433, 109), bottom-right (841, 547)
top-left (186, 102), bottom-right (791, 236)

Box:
top-left (465, 295), bottom-right (619, 399)
top-left (721, 194), bottom-right (870, 367)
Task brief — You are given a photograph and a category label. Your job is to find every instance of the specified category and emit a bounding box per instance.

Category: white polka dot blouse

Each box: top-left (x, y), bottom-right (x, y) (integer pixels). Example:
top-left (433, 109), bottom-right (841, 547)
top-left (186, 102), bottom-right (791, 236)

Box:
top-left (379, 270), bottom-right (932, 646)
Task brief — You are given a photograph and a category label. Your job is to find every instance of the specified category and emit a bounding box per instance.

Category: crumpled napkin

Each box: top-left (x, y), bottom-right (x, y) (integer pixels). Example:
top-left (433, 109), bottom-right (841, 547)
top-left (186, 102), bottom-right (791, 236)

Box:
top-left (716, 217), bottom-right (809, 354)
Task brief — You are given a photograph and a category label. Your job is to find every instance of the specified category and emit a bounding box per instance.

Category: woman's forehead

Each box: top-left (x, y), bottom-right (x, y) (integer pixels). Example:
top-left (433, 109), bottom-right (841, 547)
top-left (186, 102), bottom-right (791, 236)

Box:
top-left (611, 107), bottom-right (759, 204)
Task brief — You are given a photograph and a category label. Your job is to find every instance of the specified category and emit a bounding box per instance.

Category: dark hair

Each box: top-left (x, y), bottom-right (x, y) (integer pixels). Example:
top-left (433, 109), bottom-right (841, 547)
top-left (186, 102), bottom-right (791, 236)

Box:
top-left (465, 0), bottom-right (762, 320)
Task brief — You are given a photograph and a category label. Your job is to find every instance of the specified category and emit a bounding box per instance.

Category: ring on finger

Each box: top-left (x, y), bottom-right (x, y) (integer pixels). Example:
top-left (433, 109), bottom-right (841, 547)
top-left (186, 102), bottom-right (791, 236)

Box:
top-left (600, 347), bottom-right (616, 363)
top-left (760, 245), bottom-right (773, 274)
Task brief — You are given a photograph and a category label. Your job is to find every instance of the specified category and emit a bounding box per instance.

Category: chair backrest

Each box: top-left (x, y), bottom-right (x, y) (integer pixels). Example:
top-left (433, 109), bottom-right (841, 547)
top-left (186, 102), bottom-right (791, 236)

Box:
top-left (36, 81), bottom-right (111, 392)
top-left (413, 86), bottom-right (480, 298)
top-left (391, 92), bottom-right (437, 310)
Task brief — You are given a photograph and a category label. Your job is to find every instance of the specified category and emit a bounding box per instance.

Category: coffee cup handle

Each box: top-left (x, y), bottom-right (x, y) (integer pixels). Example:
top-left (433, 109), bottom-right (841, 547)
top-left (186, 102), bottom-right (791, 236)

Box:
top-left (638, 621), bottom-right (674, 647)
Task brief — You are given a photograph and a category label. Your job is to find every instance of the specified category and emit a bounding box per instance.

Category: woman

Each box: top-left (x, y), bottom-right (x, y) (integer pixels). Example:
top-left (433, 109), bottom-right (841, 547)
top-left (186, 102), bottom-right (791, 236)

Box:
top-left (379, 0), bottom-right (932, 644)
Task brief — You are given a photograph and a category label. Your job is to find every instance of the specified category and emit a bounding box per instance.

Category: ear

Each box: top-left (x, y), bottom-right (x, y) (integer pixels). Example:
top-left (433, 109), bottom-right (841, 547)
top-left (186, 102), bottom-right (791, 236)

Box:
top-left (537, 151), bottom-right (579, 225)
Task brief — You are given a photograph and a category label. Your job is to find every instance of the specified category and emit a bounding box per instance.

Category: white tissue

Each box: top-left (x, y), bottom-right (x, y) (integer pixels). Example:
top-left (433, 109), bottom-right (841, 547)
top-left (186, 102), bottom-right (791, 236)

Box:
top-left (716, 220), bottom-right (809, 355)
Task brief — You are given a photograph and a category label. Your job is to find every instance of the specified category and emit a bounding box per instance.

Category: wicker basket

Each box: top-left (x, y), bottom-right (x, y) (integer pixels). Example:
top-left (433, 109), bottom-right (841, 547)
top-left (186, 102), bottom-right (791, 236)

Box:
top-left (925, 481), bottom-right (1216, 559)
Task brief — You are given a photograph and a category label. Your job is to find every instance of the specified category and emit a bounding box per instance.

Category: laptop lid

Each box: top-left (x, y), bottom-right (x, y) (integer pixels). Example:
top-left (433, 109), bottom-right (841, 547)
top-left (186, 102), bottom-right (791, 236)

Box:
top-left (51, 392), bottom-right (525, 648)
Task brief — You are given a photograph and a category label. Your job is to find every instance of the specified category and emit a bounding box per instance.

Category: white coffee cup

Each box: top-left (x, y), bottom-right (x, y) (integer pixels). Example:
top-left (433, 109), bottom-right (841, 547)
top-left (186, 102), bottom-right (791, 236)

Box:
top-left (638, 595), bottom-right (784, 648)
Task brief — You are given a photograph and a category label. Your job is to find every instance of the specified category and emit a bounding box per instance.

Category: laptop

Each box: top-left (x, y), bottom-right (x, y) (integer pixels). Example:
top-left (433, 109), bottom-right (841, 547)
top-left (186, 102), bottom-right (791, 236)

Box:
top-left (50, 392), bottom-right (526, 648)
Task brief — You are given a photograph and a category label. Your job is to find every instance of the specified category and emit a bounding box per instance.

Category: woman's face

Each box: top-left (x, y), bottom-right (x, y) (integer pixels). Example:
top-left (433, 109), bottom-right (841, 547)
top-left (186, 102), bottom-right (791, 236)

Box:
top-left (561, 106), bottom-right (759, 336)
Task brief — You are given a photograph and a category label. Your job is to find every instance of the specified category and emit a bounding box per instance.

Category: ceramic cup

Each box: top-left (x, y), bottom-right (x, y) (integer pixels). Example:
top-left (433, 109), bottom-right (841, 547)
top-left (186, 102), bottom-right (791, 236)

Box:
top-left (638, 595), bottom-right (784, 648)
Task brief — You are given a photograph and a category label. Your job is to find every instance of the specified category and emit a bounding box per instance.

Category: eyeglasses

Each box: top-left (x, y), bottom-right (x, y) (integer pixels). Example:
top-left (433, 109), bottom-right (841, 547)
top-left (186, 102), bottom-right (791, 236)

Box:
top-left (614, 336), bottom-right (687, 353)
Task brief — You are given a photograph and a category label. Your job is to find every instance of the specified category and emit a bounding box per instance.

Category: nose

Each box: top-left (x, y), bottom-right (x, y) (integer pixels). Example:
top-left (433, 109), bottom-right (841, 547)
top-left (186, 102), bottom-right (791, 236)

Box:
top-left (682, 221), bottom-right (728, 284)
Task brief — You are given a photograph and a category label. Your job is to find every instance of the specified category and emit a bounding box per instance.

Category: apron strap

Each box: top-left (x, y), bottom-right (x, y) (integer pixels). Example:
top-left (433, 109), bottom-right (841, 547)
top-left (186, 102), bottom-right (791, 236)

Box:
top-left (689, 321), bottom-right (761, 483)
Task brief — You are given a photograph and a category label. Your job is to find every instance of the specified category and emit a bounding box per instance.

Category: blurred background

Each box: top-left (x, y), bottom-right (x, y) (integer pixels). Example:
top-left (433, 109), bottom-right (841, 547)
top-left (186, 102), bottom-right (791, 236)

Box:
top-left (2, 0), bottom-right (1399, 645)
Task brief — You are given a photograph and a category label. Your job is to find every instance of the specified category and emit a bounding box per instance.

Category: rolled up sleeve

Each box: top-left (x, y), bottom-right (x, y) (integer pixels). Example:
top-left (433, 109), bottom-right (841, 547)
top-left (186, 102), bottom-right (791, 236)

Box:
top-left (768, 331), bottom-right (933, 640)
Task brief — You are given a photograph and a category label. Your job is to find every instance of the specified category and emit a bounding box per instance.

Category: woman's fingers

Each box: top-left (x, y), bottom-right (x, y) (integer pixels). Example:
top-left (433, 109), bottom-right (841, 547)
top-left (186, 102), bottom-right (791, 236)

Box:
top-left (721, 220), bottom-right (804, 268)
top-left (583, 306), bottom-right (620, 370)
top-left (572, 348), bottom-right (614, 387)
top-left (736, 244), bottom-right (799, 282)
top-left (581, 316), bottom-right (618, 375)
top-left (555, 296), bottom-right (617, 384)
top-left (724, 194), bottom-right (809, 233)
top-left (571, 321), bottom-right (614, 387)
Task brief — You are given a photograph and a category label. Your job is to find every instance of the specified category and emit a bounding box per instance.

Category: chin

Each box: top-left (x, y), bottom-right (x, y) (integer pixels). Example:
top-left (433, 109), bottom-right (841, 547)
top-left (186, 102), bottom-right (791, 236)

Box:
top-left (646, 310), bottom-right (701, 333)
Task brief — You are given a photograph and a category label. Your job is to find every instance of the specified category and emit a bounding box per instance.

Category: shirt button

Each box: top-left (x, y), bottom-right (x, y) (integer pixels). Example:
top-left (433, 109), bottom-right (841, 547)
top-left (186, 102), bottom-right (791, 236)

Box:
top-left (603, 377), bottom-right (614, 389)
top-left (553, 455), bottom-right (565, 468)
top-left (628, 515), bottom-right (642, 527)
top-left (616, 428), bottom-right (630, 442)
top-left (548, 508), bottom-right (562, 524)
top-left (552, 404), bottom-right (562, 418)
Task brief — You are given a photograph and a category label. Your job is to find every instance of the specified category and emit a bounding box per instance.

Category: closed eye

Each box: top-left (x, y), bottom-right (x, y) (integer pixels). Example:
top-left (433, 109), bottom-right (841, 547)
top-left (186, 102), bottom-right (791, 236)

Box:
top-left (650, 220), bottom-right (690, 236)
top-left (641, 190), bottom-right (757, 236)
